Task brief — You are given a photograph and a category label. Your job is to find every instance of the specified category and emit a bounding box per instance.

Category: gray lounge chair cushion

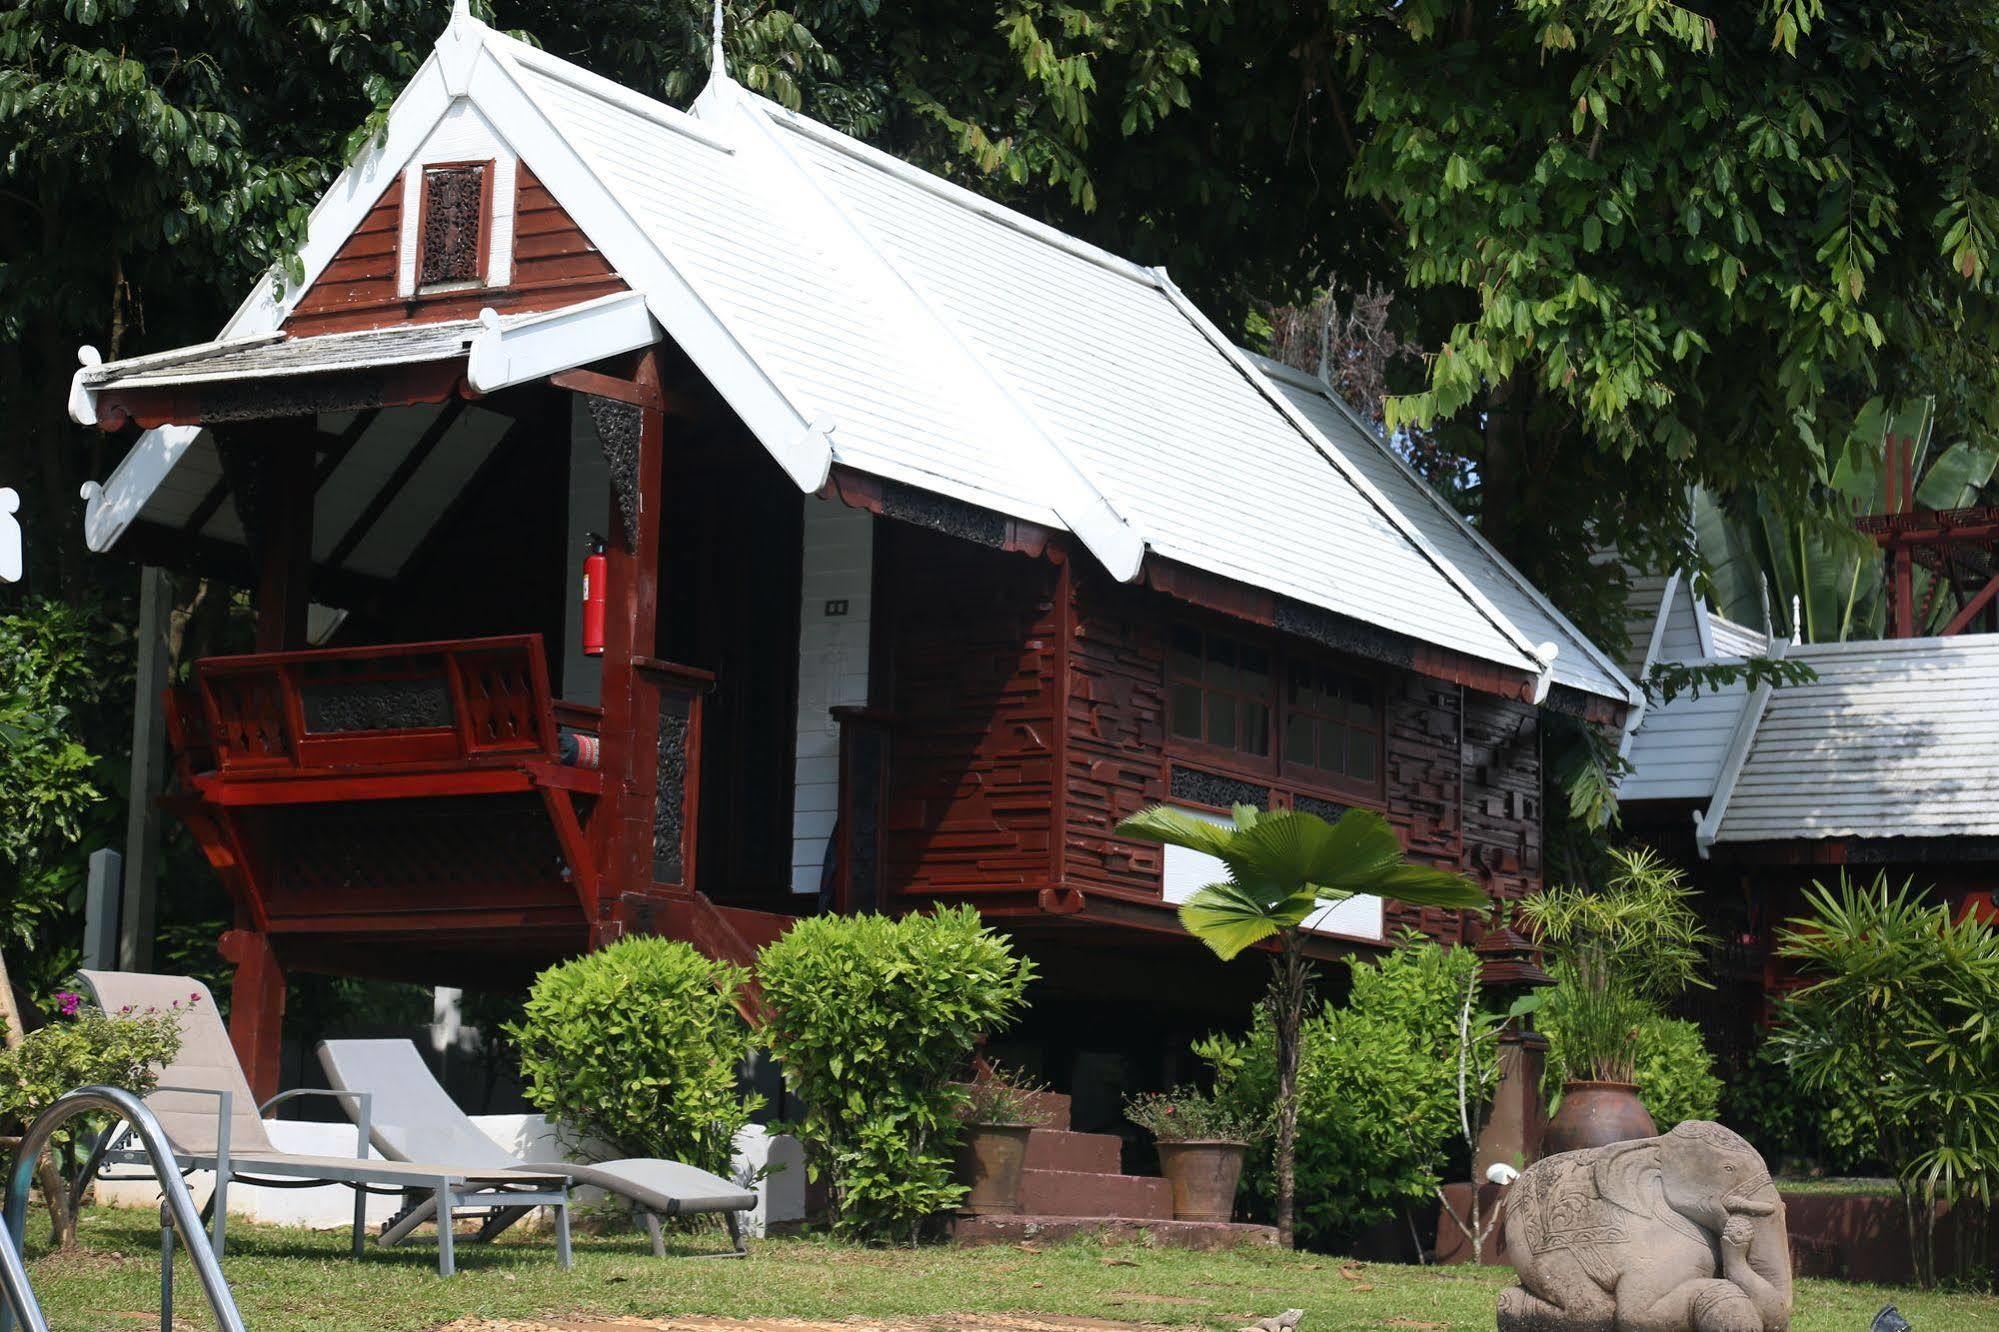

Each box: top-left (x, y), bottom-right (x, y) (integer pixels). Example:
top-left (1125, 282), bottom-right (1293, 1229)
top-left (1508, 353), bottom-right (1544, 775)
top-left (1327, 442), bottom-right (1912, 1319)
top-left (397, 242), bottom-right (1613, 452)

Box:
top-left (79, 970), bottom-right (277, 1157)
top-left (319, 1038), bottom-right (754, 1214)
top-left (79, 971), bottom-right (561, 1189)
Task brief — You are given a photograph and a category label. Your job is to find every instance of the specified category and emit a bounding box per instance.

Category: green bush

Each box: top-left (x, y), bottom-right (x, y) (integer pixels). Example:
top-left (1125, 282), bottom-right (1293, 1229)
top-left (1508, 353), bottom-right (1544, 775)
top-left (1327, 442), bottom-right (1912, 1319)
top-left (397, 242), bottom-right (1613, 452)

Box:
top-left (1197, 937), bottom-right (1488, 1247)
top-left (0, 995), bottom-right (185, 1149)
top-left (755, 907), bottom-right (1035, 1243)
top-left (1540, 985), bottom-right (1722, 1129)
top-left (509, 937), bottom-right (758, 1174)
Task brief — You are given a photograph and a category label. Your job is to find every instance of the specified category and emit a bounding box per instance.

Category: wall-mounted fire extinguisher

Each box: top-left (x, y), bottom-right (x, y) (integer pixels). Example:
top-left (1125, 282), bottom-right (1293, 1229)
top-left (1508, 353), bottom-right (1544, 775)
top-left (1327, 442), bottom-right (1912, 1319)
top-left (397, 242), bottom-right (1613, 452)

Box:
top-left (581, 533), bottom-right (607, 657)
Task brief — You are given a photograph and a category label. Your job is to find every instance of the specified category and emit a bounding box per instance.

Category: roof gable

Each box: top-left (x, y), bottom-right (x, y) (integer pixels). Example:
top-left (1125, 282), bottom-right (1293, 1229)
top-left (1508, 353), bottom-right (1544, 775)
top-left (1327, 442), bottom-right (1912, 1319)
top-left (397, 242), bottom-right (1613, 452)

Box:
top-left (83, 8), bottom-right (1641, 707)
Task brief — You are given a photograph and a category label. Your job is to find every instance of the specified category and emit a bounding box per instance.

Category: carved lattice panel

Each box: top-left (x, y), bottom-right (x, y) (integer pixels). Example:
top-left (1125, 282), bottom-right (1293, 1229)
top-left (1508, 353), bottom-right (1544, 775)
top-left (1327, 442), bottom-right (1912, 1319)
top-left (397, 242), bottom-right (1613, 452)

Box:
top-left (205, 671), bottom-right (291, 764)
top-left (457, 648), bottom-right (542, 751)
top-left (275, 795), bottom-right (566, 899)
top-left (419, 164), bottom-right (486, 287)
top-left (653, 693), bottom-right (690, 885)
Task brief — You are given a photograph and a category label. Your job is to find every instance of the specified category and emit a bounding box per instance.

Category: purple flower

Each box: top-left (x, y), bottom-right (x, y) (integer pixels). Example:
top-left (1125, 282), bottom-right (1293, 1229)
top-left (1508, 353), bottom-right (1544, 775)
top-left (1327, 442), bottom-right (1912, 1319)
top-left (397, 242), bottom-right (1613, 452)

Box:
top-left (55, 991), bottom-right (81, 1017)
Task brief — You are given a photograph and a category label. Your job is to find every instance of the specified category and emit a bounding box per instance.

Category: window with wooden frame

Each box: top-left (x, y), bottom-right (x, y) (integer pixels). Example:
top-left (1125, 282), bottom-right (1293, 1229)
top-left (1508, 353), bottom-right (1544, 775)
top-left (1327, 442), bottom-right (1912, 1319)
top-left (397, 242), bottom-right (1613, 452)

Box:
top-left (416, 161), bottom-right (493, 289)
top-left (1166, 620), bottom-right (1384, 800)
top-left (1168, 624), bottom-right (1272, 759)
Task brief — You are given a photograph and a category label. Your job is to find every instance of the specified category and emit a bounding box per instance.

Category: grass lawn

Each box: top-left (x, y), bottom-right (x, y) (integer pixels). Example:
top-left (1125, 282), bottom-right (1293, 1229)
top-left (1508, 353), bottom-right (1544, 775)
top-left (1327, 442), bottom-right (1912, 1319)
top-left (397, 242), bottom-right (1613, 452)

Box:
top-left (20, 1205), bottom-right (1997, 1332)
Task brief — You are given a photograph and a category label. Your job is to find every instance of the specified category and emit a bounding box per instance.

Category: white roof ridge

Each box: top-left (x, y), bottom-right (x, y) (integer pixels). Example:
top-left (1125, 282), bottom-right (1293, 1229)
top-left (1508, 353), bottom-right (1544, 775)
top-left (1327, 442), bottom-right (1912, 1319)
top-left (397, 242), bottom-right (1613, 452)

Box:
top-left (1160, 303), bottom-right (1547, 678)
top-left (483, 27), bottom-right (737, 155)
top-left (1249, 353), bottom-right (1641, 704)
top-left (740, 91), bottom-right (1164, 290)
top-left (1790, 633), bottom-right (1999, 656)
top-left (701, 79), bottom-right (1145, 580)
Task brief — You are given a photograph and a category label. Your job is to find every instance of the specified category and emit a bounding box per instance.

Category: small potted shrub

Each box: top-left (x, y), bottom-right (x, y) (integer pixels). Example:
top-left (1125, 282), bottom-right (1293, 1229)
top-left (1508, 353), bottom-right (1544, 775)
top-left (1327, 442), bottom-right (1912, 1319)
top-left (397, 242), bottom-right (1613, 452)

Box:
top-left (1125, 1085), bottom-right (1261, 1222)
top-left (952, 1063), bottom-right (1049, 1215)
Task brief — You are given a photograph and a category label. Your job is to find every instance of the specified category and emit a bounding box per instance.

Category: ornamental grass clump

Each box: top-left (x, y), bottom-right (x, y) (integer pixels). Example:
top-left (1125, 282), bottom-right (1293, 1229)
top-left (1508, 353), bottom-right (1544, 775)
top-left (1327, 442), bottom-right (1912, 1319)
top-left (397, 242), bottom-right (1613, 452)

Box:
top-left (755, 906), bottom-right (1034, 1244)
top-left (508, 936), bottom-right (759, 1176)
top-left (1518, 847), bottom-right (1713, 1092)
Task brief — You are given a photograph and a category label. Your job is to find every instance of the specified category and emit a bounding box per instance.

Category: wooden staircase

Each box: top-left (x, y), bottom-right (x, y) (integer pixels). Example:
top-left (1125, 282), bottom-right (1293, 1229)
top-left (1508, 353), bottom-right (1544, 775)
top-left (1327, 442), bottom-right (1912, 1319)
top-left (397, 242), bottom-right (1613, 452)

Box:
top-left (951, 1090), bottom-right (1278, 1250)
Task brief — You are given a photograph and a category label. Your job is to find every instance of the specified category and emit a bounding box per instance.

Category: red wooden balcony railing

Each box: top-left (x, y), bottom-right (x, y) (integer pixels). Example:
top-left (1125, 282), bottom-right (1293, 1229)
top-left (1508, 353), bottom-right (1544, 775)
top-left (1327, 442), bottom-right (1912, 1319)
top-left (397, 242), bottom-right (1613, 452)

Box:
top-left (189, 634), bottom-right (561, 778)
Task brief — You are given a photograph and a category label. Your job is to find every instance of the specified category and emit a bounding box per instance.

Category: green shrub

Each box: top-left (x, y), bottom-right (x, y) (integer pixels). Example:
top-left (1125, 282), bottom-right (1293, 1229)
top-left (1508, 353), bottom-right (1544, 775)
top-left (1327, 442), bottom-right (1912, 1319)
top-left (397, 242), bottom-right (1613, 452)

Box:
top-left (1124, 1085), bottom-right (1264, 1143)
top-left (1197, 936), bottom-right (1487, 1246)
top-left (755, 907), bottom-right (1034, 1243)
top-left (509, 937), bottom-right (758, 1174)
top-left (1540, 985), bottom-right (1721, 1129)
top-left (0, 994), bottom-right (185, 1149)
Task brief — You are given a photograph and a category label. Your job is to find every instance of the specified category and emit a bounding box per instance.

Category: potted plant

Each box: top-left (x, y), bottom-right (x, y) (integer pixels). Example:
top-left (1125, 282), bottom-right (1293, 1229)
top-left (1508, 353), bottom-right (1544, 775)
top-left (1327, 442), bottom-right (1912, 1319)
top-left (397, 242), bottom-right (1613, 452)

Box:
top-left (1125, 1085), bottom-right (1263, 1222)
top-left (1518, 848), bottom-right (1713, 1153)
top-left (951, 1064), bottom-right (1049, 1215)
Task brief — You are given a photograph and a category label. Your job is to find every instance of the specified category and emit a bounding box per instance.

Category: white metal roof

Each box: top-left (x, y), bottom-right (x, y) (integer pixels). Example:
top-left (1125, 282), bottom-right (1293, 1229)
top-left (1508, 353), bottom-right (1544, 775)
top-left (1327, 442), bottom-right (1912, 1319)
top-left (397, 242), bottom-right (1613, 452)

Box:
top-left (77, 9), bottom-right (1642, 703)
top-left (1253, 359), bottom-right (1636, 706)
top-left (1704, 635), bottom-right (1999, 844)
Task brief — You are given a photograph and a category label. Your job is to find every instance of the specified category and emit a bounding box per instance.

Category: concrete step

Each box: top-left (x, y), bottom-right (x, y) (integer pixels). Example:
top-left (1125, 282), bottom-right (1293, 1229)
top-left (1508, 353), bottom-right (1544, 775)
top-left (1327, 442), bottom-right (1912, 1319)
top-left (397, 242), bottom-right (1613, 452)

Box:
top-left (1023, 1128), bottom-right (1121, 1175)
top-left (951, 1213), bottom-right (1278, 1251)
top-left (1021, 1089), bottom-right (1072, 1131)
top-left (1020, 1168), bottom-right (1172, 1221)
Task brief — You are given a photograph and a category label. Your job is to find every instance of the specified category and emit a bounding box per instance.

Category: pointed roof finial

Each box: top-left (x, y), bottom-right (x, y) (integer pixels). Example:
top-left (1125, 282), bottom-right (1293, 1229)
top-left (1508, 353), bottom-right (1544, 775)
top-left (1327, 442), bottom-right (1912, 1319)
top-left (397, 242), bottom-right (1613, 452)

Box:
top-left (711, 0), bottom-right (728, 81)
top-left (453, 0), bottom-right (471, 21)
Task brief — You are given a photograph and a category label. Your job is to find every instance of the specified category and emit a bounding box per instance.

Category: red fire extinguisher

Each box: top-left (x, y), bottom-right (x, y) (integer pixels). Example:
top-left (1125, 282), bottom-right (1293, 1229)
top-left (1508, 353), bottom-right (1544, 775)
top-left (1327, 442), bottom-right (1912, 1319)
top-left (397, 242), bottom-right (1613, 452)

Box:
top-left (581, 533), bottom-right (607, 657)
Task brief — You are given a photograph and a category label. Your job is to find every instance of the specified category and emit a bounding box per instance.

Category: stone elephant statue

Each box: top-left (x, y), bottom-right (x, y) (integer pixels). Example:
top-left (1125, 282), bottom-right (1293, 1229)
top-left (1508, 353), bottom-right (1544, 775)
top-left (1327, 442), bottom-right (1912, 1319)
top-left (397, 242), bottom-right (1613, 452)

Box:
top-left (1497, 1121), bottom-right (1792, 1332)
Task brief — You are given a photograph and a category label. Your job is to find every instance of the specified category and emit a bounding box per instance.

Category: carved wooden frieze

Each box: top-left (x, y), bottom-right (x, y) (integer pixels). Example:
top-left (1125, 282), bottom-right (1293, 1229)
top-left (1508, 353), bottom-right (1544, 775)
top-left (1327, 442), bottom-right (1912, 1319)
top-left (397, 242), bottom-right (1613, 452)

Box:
top-left (299, 678), bottom-right (453, 734)
top-left (653, 692), bottom-right (690, 884)
top-left (419, 164), bottom-right (486, 287)
top-left (588, 395), bottom-right (643, 549)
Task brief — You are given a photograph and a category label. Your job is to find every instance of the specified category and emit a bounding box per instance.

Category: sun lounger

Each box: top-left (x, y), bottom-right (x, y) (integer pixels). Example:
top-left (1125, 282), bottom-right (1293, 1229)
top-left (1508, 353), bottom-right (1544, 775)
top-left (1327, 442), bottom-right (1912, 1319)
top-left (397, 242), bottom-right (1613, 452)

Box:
top-left (318, 1037), bottom-right (755, 1257)
top-left (77, 971), bottom-right (572, 1276)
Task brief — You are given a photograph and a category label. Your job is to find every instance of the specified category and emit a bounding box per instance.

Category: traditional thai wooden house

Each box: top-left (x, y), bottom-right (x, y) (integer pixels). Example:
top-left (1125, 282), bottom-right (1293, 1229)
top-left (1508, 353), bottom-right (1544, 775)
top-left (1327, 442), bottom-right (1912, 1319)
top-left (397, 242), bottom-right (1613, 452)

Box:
top-left (71, 7), bottom-right (1637, 1109)
top-left (1619, 570), bottom-right (1999, 1062)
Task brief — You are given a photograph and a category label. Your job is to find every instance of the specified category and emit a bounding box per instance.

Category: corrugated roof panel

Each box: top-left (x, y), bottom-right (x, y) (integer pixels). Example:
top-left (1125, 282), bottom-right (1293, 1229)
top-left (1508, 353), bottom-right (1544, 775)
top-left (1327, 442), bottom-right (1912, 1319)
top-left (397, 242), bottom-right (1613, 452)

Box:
top-left (775, 122), bottom-right (1537, 672)
top-left (1712, 636), bottom-right (1999, 841)
top-left (1259, 364), bottom-right (1634, 703)
top-left (506, 58), bottom-right (1062, 529)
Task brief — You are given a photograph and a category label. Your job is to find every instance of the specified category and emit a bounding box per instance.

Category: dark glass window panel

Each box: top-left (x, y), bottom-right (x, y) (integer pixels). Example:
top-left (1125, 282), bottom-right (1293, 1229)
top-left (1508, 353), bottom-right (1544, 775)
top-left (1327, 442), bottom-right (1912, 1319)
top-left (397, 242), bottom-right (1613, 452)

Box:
top-left (1285, 713), bottom-right (1314, 766)
top-left (1170, 683), bottom-right (1204, 739)
top-left (1242, 701), bottom-right (1271, 756)
top-left (1208, 692), bottom-right (1237, 748)
top-left (1239, 645), bottom-right (1271, 697)
top-left (1320, 719), bottom-right (1344, 773)
top-left (1349, 682), bottom-right (1377, 726)
top-left (1169, 625), bottom-right (1204, 682)
top-left (1206, 634), bottom-right (1236, 689)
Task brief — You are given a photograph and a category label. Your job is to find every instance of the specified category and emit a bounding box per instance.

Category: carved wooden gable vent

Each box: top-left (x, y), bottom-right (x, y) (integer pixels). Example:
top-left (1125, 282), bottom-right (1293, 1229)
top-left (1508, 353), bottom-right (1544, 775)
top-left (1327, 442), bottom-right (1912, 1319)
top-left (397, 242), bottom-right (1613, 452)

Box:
top-left (417, 162), bottom-right (490, 288)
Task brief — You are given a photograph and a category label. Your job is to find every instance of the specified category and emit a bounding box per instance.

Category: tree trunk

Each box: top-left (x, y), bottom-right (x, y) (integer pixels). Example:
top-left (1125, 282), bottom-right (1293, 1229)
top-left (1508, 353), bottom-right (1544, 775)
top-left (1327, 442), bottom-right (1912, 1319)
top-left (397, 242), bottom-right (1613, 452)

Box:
top-left (1269, 931), bottom-right (1309, 1249)
top-left (0, 951), bottom-right (78, 1249)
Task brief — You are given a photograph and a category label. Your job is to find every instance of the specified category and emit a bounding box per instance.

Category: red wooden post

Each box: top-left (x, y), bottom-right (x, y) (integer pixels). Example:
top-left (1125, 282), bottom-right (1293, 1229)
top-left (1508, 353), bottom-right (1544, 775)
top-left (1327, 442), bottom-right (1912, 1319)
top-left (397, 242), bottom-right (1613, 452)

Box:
top-left (592, 352), bottom-right (668, 908)
top-left (219, 928), bottom-right (286, 1104)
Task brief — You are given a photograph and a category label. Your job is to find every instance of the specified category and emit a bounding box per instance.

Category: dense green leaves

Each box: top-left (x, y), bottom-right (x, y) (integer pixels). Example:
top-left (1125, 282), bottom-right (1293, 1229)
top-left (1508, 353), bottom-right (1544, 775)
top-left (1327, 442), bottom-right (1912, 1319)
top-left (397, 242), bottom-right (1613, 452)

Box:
top-left (1196, 937), bottom-right (1492, 1247)
top-left (754, 907), bottom-right (1034, 1244)
top-left (1771, 873), bottom-right (1999, 1287)
top-left (509, 936), bottom-right (759, 1174)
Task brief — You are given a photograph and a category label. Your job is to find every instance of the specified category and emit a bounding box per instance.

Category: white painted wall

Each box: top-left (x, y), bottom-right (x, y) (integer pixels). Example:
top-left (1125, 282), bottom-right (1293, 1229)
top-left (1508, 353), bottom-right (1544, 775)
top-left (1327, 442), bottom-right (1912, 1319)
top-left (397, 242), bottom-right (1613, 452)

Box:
top-left (396, 99), bottom-right (518, 295)
top-left (789, 499), bottom-right (873, 895)
top-left (1159, 804), bottom-right (1385, 942)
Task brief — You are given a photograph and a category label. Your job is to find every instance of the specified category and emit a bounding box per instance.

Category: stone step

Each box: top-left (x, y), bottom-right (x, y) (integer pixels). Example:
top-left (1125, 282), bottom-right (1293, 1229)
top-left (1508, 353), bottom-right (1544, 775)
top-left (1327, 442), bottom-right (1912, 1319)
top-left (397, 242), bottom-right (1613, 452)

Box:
top-left (1021, 1089), bottom-right (1072, 1131)
top-left (951, 1213), bottom-right (1278, 1251)
top-left (1023, 1128), bottom-right (1121, 1175)
top-left (1020, 1168), bottom-right (1172, 1221)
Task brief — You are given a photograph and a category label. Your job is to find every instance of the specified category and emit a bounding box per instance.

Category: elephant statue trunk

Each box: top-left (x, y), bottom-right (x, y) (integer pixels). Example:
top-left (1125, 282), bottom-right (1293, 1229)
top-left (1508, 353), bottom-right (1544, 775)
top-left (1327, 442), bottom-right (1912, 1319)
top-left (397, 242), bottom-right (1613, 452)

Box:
top-left (1497, 1121), bottom-right (1793, 1332)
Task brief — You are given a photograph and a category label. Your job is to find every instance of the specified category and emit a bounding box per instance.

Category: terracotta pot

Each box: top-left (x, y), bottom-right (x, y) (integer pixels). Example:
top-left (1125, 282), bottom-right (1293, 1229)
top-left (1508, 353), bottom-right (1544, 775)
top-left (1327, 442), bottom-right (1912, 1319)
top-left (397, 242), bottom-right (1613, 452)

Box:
top-left (1156, 1139), bottom-right (1246, 1222)
top-left (955, 1122), bottom-right (1034, 1215)
top-left (1542, 1080), bottom-right (1657, 1156)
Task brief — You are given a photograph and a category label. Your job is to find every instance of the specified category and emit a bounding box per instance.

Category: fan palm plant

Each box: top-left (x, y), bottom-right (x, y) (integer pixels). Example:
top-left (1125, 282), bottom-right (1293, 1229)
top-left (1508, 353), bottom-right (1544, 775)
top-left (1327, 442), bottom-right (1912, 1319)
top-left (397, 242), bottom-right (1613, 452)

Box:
top-left (1115, 803), bottom-right (1485, 1248)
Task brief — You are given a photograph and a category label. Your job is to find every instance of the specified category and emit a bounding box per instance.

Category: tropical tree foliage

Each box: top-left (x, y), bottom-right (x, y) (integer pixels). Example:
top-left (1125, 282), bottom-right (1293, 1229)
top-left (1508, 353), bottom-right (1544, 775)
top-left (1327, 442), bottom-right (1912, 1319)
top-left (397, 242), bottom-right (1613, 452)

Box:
top-left (1696, 398), bottom-right (1999, 642)
top-left (1115, 804), bottom-right (1483, 1248)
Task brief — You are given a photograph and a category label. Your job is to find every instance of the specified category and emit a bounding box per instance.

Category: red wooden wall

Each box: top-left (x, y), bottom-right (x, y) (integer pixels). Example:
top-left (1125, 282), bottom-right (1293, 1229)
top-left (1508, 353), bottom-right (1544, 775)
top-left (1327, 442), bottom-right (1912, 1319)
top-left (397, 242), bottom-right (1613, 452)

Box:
top-left (877, 530), bottom-right (1547, 945)
top-left (284, 163), bottom-right (626, 336)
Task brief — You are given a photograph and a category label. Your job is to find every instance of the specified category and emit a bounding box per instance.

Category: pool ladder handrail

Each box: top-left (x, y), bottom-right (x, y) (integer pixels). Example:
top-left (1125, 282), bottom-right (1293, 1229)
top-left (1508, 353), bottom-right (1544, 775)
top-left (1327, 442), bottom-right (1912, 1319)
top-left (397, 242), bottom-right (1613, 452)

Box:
top-left (2, 1084), bottom-right (246, 1332)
